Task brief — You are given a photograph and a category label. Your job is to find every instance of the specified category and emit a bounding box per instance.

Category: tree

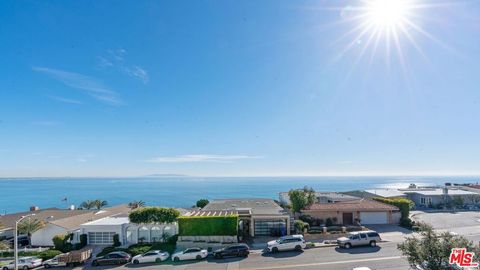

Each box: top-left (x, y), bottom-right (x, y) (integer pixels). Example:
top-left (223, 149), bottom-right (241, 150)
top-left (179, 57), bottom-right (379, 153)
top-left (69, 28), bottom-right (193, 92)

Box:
top-left (93, 199), bottom-right (108, 210)
top-left (128, 200), bottom-right (146, 209)
top-left (398, 223), bottom-right (480, 270)
top-left (79, 200), bottom-right (95, 210)
top-left (288, 186), bottom-right (316, 213)
top-left (17, 218), bottom-right (45, 245)
top-left (129, 207), bottom-right (180, 224)
top-left (0, 240), bottom-right (9, 251)
top-left (196, 199), bottom-right (209, 208)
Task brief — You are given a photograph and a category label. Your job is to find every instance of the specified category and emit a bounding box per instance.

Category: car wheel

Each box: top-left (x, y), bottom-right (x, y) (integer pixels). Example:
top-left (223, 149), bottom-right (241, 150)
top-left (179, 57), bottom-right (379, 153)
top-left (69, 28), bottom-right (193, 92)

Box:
top-left (173, 257), bottom-right (180, 262)
top-left (92, 261), bottom-right (99, 267)
top-left (155, 258), bottom-right (161, 263)
top-left (23, 266), bottom-right (29, 270)
top-left (272, 247), bottom-right (279, 253)
top-left (4, 267), bottom-right (9, 270)
top-left (345, 243), bottom-right (352, 249)
top-left (215, 253), bottom-right (222, 259)
top-left (370, 240), bottom-right (377, 247)
top-left (133, 260), bottom-right (139, 264)
top-left (43, 264), bottom-right (50, 269)
top-left (196, 255), bottom-right (202, 260)
top-left (295, 245), bottom-right (302, 251)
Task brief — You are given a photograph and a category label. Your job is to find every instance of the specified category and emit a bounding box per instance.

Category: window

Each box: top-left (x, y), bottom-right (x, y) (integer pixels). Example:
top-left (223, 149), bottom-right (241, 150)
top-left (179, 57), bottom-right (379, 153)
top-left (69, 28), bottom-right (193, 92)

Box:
top-left (151, 226), bottom-right (162, 242)
top-left (88, 232), bottom-right (116, 245)
top-left (367, 232), bottom-right (379, 237)
top-left (126, 227), bottom-right (136, 244)
top-left (138, 226), bottom-right (150, 243)
top-left (360, 234), bottom-right (367, 239)
top-left (420, 197), bottom-right (433, 205)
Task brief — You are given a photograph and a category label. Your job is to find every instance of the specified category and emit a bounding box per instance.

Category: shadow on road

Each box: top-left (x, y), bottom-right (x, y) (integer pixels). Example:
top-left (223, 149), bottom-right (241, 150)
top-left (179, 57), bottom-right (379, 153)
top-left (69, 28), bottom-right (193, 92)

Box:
top-left (261, 250), bottom-right (304, 258)
top-left (206, 256), bottom-right (248, 264)
top-left (334, 246), bottom-right (381, 254)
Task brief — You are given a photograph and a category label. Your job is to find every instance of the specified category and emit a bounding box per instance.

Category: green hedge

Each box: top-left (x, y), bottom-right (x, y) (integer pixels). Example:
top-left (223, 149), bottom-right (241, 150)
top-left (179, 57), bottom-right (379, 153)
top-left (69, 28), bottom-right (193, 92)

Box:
top-left (178, 215), bottom-right (238, 236)
top-left (372, 197), bottom-right (414, 219)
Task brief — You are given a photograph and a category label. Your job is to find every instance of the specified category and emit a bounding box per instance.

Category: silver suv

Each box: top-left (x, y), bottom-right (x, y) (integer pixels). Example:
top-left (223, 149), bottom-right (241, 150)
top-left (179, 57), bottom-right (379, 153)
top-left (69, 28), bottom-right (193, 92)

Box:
top-left (337, 231), bottom-right (381, 249)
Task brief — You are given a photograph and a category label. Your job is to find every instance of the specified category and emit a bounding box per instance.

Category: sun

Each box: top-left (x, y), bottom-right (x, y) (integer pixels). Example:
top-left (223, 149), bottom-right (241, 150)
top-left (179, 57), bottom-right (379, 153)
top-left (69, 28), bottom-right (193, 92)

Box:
top-left (366, 0), bottom-right (410, 29)
top-left (333, 0), bottom-right (444, 74)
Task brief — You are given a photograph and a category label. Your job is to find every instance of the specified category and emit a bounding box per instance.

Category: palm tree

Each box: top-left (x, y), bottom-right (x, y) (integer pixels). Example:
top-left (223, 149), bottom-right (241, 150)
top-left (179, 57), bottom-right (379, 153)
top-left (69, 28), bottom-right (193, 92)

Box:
top-left (93, 199), bottom-right (108, 210)
top-left (79, 200), bottom-right (96, 210)
top-left (128, 200), bottom-right (146, 209)
top-left (17, 218), bottom-right (45, 245)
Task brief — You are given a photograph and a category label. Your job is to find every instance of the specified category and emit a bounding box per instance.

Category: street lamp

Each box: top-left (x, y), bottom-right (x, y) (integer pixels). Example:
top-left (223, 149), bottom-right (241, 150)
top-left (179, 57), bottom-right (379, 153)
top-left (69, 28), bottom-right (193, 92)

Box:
top-left (14, 214), bottom-right (35, 270)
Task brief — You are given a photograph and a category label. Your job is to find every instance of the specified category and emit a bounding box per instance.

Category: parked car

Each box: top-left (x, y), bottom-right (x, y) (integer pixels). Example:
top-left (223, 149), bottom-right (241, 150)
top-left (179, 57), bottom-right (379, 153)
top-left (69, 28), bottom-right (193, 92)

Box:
top-left (91, 252), bottom-right (131, 266)
top-left (43, 256), bottom-right (64, 268)
top-left (132, 250), bottom-right (169, 264)
top-left (337, 231), bottom-right (381, 249)
top-left (171, 248), bottom-right (208, 262)
top-left (266, 234), bottom-right (306, 253)
top-left (352, 268), bottom-right (372, 270)
top-left (213, 244), bottom-right (250, 259)
top-left (2, 257), bottom-right (42, 270)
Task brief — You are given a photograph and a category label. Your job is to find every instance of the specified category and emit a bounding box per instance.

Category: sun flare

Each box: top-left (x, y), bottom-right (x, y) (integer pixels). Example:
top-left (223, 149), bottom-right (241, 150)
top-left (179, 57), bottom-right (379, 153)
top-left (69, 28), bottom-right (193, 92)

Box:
top-left (366, 0), bottom-right (410, 28)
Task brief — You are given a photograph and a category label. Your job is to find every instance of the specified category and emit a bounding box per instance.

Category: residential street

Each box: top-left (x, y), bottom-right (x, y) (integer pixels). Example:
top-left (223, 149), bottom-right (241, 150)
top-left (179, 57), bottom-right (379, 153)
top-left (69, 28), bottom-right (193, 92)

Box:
top-left (69, 242), bottom-right (409, 270)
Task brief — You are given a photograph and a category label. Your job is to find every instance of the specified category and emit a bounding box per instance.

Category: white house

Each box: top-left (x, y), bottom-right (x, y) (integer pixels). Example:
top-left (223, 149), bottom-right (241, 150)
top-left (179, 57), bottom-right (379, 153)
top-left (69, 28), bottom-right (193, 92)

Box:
top-left (31, 205), bottom-right (131, 246)
top-left (79, 216), bottom-right (178, 246)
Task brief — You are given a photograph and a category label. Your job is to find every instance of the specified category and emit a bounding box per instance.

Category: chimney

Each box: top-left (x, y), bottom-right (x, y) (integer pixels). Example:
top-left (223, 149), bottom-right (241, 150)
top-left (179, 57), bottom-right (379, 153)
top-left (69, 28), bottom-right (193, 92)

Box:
top-left (30, 206), bottom-right (39, 211)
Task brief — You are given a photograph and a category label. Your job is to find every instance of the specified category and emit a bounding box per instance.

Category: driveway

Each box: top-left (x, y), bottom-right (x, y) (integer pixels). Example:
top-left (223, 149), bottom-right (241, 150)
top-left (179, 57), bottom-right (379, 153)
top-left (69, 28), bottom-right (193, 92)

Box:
top-left (365, 224), bottom-right (412, 243)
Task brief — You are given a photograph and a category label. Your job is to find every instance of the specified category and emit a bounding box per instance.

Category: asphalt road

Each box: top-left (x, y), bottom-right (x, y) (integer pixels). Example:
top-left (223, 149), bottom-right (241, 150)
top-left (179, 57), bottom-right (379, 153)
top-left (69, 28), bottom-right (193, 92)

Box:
top-left (69, 242), bottom-right (409, 270)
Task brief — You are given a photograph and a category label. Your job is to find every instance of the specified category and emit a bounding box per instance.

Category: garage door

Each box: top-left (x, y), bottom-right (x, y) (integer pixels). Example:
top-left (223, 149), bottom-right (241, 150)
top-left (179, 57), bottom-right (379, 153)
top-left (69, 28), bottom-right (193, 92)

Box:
top-left (360, 212), bottom-right (388, 224)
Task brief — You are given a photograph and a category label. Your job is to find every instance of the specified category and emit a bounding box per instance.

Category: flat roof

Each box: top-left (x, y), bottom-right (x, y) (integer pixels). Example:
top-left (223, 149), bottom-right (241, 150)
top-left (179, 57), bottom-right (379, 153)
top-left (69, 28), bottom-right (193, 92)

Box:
top-left (364, 189), bottom-right (406, 198)
top-left (403, 188), bottom-right (476, 196)
top-left (202, 198), bottom-right (288, 216)
top-left (304, 199), bottom-right (399, 212)
top-left (82, 216), bottom-right (130, 226)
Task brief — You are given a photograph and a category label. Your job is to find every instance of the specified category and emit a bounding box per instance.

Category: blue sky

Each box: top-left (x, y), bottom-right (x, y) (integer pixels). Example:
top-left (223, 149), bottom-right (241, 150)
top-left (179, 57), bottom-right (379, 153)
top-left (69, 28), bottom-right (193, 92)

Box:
top-left (1, 0), bottom-right (479, 177)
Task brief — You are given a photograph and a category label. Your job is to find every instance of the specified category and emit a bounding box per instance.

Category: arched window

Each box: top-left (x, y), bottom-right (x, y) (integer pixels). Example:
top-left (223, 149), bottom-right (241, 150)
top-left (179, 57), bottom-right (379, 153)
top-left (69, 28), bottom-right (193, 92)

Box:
top-left (126, 227), bottom-right (136, 244)
top-left (163, 225), bottom-right (175, 239)
top-left (138, 226), bottom-right (150, 243)
top-left (151, 226), bottom-right (162, 242)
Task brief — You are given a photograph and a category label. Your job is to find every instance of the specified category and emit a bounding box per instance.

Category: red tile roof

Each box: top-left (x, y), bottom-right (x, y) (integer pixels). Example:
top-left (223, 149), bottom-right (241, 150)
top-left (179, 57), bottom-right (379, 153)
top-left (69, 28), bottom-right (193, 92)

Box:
top-left (303, 199), bottom-right (398, 212)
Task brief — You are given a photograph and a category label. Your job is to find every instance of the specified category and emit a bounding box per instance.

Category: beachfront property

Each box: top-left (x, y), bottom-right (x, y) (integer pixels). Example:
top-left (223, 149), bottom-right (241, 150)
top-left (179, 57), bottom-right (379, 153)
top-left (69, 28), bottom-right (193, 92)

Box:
top-left (279, 191), bottom-right (359, 205)
top-left (301, 199), bottom-right (401, 225)
top-left (194, 198), bottom-right (291, 237)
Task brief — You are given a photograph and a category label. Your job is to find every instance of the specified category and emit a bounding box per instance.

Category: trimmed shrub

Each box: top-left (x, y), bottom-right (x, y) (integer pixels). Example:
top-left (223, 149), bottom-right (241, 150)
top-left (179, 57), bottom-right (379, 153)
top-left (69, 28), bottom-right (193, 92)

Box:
top-left (129, 207), bottom-right (180, 224)
top-left (178, 215), bottom-right (238, 236)
top-left (325, 218), bottom-right (333, 227)
top-left (294, 220), bottom-right (309, 233)
top-left (52, 234), bottom-right (74, 253)
top-left (1, 250), bottom-right (62, 260)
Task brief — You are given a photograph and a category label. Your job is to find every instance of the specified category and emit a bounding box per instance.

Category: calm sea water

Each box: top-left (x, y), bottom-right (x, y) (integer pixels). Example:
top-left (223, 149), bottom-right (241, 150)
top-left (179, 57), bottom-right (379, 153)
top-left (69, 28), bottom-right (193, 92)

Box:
top-left (0, 176), bottom-right (478, 214)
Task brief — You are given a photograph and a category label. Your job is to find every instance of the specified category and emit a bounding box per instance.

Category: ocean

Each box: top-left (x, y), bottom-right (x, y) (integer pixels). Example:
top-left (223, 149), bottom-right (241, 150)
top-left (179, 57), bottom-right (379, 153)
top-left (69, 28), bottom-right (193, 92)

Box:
top-left (0, 176), bottom-right (478, 214)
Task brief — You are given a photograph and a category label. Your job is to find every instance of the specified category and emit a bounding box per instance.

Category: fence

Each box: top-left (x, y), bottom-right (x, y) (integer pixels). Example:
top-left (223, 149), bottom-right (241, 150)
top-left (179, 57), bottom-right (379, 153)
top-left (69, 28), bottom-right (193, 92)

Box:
top-left (0, 247), bottom-right (49, 253)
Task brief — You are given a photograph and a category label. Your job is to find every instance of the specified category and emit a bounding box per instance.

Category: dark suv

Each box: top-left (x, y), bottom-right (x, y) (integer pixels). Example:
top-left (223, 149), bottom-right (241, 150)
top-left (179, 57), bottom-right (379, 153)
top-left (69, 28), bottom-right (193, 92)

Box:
top-left (213, 244), bottom-right (250, 259)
